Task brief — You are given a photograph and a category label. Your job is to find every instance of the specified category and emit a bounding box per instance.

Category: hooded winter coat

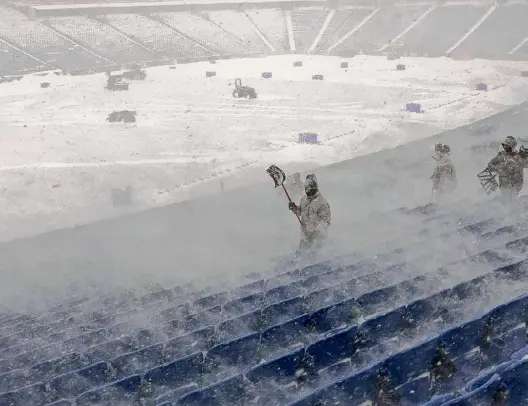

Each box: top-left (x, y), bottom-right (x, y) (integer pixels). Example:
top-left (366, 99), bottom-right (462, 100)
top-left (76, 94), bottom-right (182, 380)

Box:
top-left (431, 155), bottom-right (457, 193)
top-left (488, 151), bottom-right (526, 194)
top-left (298, 190), bottom-right (331, 238)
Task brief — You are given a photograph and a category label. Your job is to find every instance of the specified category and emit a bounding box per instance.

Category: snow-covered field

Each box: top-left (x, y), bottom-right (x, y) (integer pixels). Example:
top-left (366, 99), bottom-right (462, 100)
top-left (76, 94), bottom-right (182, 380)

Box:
top-left (1, 54), bottom-right (528, 242)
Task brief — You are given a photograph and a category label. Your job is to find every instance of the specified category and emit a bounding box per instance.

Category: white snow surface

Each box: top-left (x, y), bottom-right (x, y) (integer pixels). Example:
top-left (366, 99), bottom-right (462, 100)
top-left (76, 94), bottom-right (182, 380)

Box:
top-left (1, 54), bottom-right (528, 242)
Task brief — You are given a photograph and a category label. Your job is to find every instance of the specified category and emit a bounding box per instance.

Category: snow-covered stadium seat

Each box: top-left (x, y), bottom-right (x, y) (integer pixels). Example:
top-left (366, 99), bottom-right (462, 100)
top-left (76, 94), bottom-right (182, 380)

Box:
top-left (0, 7), bottom-right (104, 71)
top-left (104, 13), bottom-right (213, 60)
top-left (155, 12), bottom-right (251, 56)
top-left (0, 195), bottom-right (528, 404)
top-left (46, 16), bottom-right (158, 66)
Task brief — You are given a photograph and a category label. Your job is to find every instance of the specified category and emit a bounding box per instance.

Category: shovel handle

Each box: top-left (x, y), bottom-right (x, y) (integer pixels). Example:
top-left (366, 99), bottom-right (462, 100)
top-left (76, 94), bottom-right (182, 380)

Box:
top-left (282, 184), bottom-right (302, 225)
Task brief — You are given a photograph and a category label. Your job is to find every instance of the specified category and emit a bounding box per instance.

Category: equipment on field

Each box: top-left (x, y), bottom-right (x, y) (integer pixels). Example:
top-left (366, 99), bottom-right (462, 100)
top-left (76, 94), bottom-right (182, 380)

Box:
top-left (232, 78), bottom-right (257, 99)
top-left (477, 168), bottom-right (499, 195)
top-left (266, 165), bottom-right (301, 224)
top-left (107, 110), bottom-right (136, 123)
top-left (122, 67), bottom-right (147, 81)
top-left (105, 73), bottom-right (129, 91)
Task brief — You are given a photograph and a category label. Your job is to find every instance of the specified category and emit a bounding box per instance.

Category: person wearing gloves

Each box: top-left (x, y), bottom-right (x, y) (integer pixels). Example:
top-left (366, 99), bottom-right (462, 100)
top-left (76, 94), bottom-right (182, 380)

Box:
top-left (288, 174), bottom-right (331, 256)
top-left (487, 136), bottom-right (527, 200)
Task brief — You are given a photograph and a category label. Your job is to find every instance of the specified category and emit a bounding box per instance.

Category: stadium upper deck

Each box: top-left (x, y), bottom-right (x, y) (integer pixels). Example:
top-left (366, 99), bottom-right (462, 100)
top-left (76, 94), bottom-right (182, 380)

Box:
top-left (0, 1), bottom-right (527, 75)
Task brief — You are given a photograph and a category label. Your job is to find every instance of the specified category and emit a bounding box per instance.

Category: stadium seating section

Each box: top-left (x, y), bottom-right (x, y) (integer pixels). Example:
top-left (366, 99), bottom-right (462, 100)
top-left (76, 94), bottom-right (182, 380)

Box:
top-left (0, 3), bottom-right (527, 76)
top-left (1, 194), bottom-right (528, 405)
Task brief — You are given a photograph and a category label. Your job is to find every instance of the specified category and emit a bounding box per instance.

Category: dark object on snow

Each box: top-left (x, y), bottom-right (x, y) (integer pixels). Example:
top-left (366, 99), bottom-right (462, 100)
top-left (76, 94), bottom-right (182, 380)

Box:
top-left (262, 72), bottom-right (272, 79)
top-left (169, 66), bottom-right (176, 70)
top-left (476, 83), bottom-right (488, 91)
top-left (521, 71), bottom-right (528, 77)
top-left (406, 103), bottom-right (422, 113)
top-left (341, 62), bottom-right (348, 68)
top-left (106, 74), bottom-right (129, 91)
top-left (298, 133), bottom-right (318, 144)
top-left (477, 168), bottom-right (499, 195)
top-left (312, 74), bottom-right (324, 80)
top-left (40, 82), bottom-right (50, 88)
top-left (232, 78), bottom-right (257, 99)
top-left (107, 110), bottom-right (137, 123)
top-left (122, 68), bottom-right (147, 81)
top-left (293, 61), bottom-right (302, 67)
top-left (396, 64), bottom-right (406, 71)
top-left (206, 71), bottom-right (216, 78)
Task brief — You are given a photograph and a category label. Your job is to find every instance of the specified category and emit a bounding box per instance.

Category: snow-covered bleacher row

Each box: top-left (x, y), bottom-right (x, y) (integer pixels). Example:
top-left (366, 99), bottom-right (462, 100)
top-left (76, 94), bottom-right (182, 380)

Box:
top-left (0, 3), bottom-right (527, 75)
top-left (1, 194), bottom-right (528, 405)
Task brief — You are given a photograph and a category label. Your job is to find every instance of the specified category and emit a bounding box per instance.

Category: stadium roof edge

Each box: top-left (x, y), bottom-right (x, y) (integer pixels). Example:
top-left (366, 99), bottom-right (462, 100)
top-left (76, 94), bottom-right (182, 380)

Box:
top-left (23, 0), bottom-right (334, 17)
top-left (19, 0), bottom-right (507, 18)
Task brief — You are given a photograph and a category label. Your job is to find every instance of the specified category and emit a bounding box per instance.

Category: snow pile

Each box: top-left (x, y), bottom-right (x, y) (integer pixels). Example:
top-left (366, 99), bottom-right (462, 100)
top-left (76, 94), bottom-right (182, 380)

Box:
top-left (0, 54), bottom-right (527, 241)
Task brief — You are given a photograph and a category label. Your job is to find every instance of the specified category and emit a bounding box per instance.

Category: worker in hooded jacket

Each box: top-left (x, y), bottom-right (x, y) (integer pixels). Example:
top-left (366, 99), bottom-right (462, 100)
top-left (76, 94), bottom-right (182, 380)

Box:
top-left (487, 136), bottom-right (528, 200)
top-left (288, 174), bottom-right (331, 255)
top-left (431, 143), bottom-right (457, 196)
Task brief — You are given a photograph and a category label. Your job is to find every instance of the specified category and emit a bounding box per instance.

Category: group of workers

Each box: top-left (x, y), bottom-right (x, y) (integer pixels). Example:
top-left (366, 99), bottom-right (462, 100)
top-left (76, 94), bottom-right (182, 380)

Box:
top-left (286, 135), bottom-right (527, 258)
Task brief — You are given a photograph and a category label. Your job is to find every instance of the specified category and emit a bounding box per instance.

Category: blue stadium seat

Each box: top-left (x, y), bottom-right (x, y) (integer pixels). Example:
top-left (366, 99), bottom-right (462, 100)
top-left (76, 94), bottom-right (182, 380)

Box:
top-left (422, 392), bottom-right (459, 406)
top-left (496, 359), bottom-right (528, 404)
top-left (261, 297), bottom-right (306, 327)
top-left (46, 400), bottom-right (73, 406)
top-left (441, 373), bottom-right (502, 405)
top-left (83, 338), bottom-right (135, 364)
top-left (178, 374), bottom-right (246, 405)
top-left (264, 281), bottom-right (304, 304)
top-left (260, 313), bottom-right (311, 353)
top-left (0, 369), bottom-right (34, 393)
top-left (383, 336), bottom-right (440, 388)
top-left (158, 303), bottom-right (191, 322)
top-left (50, 361), bottom-right (111, 398)
top-left (111, 343), bottom-right (165, 377)
top-left (397, 375), bottom-right (430, 404)
top-left (304, 285), bottom-right (347, 312)
top-left (182, 305), bottom-right (222, 332)
top-left (308, 297), bottom-right (358, 333)
top-left (63, 329), bottom-right (107, 351)
top-left (305, 326), bottom-right (359, 372)
top-left (155, 383), bottom-right (199, 404)
top-left (510, 346), bottom-right (528, 361)
top-left (193, 291), bottom-right (230, 310)
top-left (299, 262), bottom-right (334, 279)
top-left (75, 374), bottom-right (141, 405)
top-left (144, 352), bottom-right (203, 390)
top-left (0, 382), bottom-right (49, 406)
top-left (360, 306), bottom-right (409, 347)
top-left (231, 279), bottom-right (267, 298)
top-left (246, 347), bottom-right (305, 386)
top-left (204, 332), bottom-right (260, 372)
top-left (28, 352), bottom-right (84, 381)
top-left (218, 310), bottom-right (261, 342)
top-left (465, 360), bottom-right (514, 392)
top-left (484, 325), bottom-right (526, 366)
top-left (165, 326), bottom-right (215, 359)
top-left (223, 293), bottom-right (263, 315)
top-left (12, 343), bottom-right (62, 369)
top-left (302, 268), bottom-right (347, 291)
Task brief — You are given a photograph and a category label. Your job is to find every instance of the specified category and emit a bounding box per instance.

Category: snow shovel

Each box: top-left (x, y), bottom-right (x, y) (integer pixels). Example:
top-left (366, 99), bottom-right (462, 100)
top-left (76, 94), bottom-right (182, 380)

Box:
top-left (266, 165), bottom-right (302, 225)
top-left (477, 168), bottom-right (499, 195)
